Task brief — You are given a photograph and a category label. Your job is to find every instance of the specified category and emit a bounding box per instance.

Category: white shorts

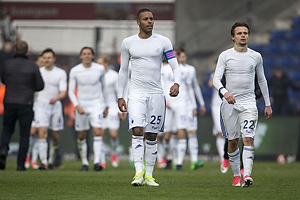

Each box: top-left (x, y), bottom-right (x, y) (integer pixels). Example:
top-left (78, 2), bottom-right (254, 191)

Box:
top-left (34, 101), bottom-right (64, 131)
top-left (102, 105), bottom-right (120, 130)
top-left (164, 106), bottom-right (187, 132)
top-left (31, 120), bottom-right (38, 128)
top-left (128, 93), bottom-right (165, 133)
top-left (211, 104), bottom-right (222, 136)
top-left (75, 100), bottom-right (105, 131)
top-left (186, 105), bottom-right (197, 131)
top-left (220, 102), bottom-right (258, 140)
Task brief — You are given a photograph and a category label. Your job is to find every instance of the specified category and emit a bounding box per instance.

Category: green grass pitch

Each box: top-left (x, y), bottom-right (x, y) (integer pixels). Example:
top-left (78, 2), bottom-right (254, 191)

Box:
top-left (0, 160), bottom-right (299, 200)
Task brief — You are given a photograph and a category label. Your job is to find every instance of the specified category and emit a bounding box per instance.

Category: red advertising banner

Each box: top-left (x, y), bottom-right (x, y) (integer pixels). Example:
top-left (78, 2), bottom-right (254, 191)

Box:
top-left (0, 2), bottom-right (174, 20)
top-left (1, 2), bottom-right (95, 20)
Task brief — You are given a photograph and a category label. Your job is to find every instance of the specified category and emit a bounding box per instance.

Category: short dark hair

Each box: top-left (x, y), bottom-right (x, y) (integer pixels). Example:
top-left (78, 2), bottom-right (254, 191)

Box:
top-left (137, 8), bottom-right (151, 20)
top-left (41, 48), bottom-right (56, 57)
top-left (80, 46), bottom-right (94, 55)
top-left (231, 22), bottom-right (250, 37)
top-left (15, 40), bottom-right (28, 54)
top-left (173, 47), bottom-right (185, 56)
top-left (35, 54), bottom-right (43, 61)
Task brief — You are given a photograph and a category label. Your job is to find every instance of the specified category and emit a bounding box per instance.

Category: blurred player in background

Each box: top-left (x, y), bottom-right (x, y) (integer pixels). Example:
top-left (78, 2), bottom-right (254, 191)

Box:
top-left (34, 48), bottom-right (67, 170)
top-left (213, 22), bottom-right (272, 187)
top-left (25, 54), bottom-right (45, 169)
top-left (68, 47), bottom-right (108, 171)
top-left (177, 48), bottom-right (206, 170)
top-left (118, 8), bottom-right (181, 186)
top-left (97, 55), bottom-right (126, 168)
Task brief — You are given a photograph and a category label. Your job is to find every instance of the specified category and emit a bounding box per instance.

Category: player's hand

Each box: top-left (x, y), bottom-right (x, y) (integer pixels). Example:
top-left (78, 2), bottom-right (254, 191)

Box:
top-left (76, 105), bottom-right (85, 114)
top-left (118, 112), bottom-right (127, 120)
top-left (103, 107), bottom-right (109, 118)
top-left (224, 92), bottom-right (236, 104)
top-left (264, 106), bottom-right (272, 120)
top-left (118, 98), bottom-right (127, 112)
top-left (49, 97), bottom-right (57, 104)
top-left (192, 108), bottom-right (197, 117)
top-left (169, 83), bottom-right (180, 97)
top-left (199, 105), bottom-right (206, 116)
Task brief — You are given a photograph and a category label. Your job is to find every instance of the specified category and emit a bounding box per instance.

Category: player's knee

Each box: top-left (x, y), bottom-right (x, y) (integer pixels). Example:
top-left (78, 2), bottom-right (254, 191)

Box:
top-left (132, 127), bottom-right (143, 136)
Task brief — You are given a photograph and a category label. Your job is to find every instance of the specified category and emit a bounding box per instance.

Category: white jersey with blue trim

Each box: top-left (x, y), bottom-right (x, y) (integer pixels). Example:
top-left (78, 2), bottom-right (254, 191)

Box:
top-left (102, 69), bottom-right (118, 108)
top-left (213, 47), bottom-right (270, 106)
top-left (68, 62), bottom-right (108, 107)
top-left (35, 66), bottom-right (67, 103)
top-left (118, 33), bottom-right (181, 98)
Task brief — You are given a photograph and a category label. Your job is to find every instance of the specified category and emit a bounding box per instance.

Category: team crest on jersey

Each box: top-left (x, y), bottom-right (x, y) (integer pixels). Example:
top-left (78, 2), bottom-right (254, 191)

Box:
top-left (248, 64), bottom-right (254, 71)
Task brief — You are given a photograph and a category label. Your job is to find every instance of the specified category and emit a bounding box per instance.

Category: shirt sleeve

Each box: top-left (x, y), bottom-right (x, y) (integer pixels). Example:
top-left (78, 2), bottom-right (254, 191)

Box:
top-left (68, 68), bottom-right (78, 107)
top-left (191, 68), bottom-right (205, 106)
top-left (118, 41), bottom-right (129, 99)
top-left (256, 55), bottom-right (271, 106)
top-left (59, 70), bottom-right (67, 92)
top-left (213, 53), bottom-right (228, 95)
top-left (100, 69), bottom-right (109, 107)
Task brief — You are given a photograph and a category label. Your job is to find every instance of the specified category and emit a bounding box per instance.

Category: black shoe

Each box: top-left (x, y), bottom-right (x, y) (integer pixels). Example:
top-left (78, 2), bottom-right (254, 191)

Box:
top-left (80, 165), bottom-right (89, 171)
top-left (93, 163), bottom-right (103, 171)
top-left (176, 165), bottom-right (182, 171)
top-left (48, 164), bottom-right (53, 170)
top-left (17, 166), bottom-right (26, 171)
top-left (39, 164), bottom-right (47, 170)
top-left (165, 160), bottom-right (172, 170)
top-left (0, 153), bottom-right (7, 170)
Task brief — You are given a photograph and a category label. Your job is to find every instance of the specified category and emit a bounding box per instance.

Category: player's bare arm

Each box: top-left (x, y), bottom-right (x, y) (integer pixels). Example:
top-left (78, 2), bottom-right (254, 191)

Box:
top-left (169, 83), bottom-right (180, 97)
top-left (118, 98), bottom-right (127, 112)
top-left (264, 106), bottom-right (272, 120)
top-left (224, 92), bottom-right (236, 104)
top-left (199, 105), bottom-right (206, 116)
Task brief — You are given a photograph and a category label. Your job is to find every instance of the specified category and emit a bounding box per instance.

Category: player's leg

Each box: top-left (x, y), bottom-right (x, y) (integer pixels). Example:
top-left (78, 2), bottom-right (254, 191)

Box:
top-left (175, 112), bottom-right (187, 170)
top-left (31, 133), bottom-right (39, 169)
top-left (37, 126), bottom-right (49, 170)
top-left (220, 138), bottom-right (229, 173)
top-left (48, 106), bottom-right (64, 169)
top-left (156, 132), bottom-right (166, 168)
top-left (25, 124), bottom-right (37, 169)
top-left (221, 103), bottom-right (241, 186)
top-left (240, 106), bottom-right (257, 187)
top-left (162, 108), bottom-right (173, 169)
top-left (92, 127), bottom-right (103, 171)
top-left (100, 128), bottom-right (106, 169)
top-left (75, 109), bottom-right (90, 171)
top-left (108, 109), bottom-right (120, 167)
top-left (143, 93), bottom-right (165, 186)
top-left (128, 94), bottom-right (147, 186)
top-left (187, 109), bottom-right (204, 170)
top-left (48, 130), bottom-right (59, 169)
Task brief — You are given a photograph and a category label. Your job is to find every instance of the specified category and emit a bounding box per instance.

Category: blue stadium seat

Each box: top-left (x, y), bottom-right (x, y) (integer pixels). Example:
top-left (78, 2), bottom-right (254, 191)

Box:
top-left (270, 30), bottom-right (287, 41)
top-left (266, 42), bottom-right (282, 54)
top-left (281, 42), bottom-right (299, 54)
top-left (289, 70), bottom-right (300, 81)
top-left (287, 29), bottom-right (300, 40)
top-left (293, 16), bottom-right (300, 26)
top-left (263, 56), bottom-right (276, 68)
top-left (249, 44), bottom-right (265, 54)
top-left (276, 56), bottom-right (294, 68)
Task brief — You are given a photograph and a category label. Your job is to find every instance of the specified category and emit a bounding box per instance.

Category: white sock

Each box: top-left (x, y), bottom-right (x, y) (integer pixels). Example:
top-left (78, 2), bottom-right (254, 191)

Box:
top-left (93, 136), bottom-right (102, 164)
top-left (228, 149), bottom-right (241, 177)
top-left (242, 146), bottom-right (255, 177)
top-left (145, 139), bottom-right (157, 176)
top-left (77, 139), bottom-right (89, 166)
top-left (170, 135), bottom-right (178, 164)
top-left (27, 136), bottom-right (34, 156)
top-left (157, 140), bottom-right (165, 162)
top-left (38, 139), bottom-right (48, 165)
top-left (129, 147), bottom-right (133, 162)
top-left (101, 141), bottom-right (106, 164)
top-left (188, 135), bottom-right (198, 163)
top-left (110, 138), bottom-right (119, 155)
top-left (177, 139), bottom-right (187, 165)
top-left (216, 136), bottom-right (226, 162)
top-left (163, 139), bottom-right (172, 161)
top-left (132, 135), bottom-right (144, 174)
top-left (48, 141), bottom-right (58, 165)
top-left (31, 136), bottom-right (39, 162)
